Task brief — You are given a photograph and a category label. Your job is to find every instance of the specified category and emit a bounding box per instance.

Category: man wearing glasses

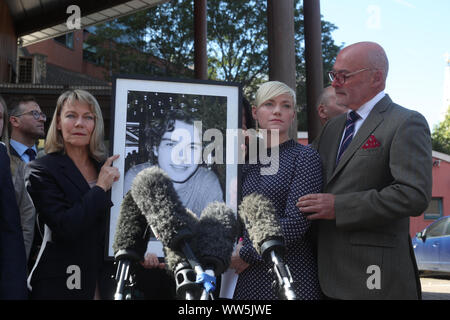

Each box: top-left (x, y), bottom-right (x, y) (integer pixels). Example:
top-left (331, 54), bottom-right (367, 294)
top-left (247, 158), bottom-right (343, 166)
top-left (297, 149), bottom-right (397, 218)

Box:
top-left (297, 42), bottom-right (432, 299)
top-left (8, 96), bottom-right (45, 269)
top-left (9, 96), bottom-right (46, 163)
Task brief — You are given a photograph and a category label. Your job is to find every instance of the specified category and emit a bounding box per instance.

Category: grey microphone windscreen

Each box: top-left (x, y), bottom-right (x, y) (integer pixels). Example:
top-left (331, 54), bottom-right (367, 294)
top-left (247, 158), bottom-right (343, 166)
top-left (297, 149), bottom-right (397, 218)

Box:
top-left (194, 202), bottom-right (239, 274)
top-left (164, 246), bottom-right (186, 272)
top-left (130, 166), bottom-right (198, 250)
top-left (238, 193), bottom-right (283, 255)
top-left (163, 208), bottom-right (200, 271)
top-left (113, 191), bottom-right (149, 260)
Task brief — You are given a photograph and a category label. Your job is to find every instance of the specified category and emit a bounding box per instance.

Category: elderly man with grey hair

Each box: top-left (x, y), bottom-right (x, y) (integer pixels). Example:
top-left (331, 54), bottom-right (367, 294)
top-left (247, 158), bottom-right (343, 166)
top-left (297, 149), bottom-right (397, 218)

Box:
top-left (297, 42), bottom-right (432, 300)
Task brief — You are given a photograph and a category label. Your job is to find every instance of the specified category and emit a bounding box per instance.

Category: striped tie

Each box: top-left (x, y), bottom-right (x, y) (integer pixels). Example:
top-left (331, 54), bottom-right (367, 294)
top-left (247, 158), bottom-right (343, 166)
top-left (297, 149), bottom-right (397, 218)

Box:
top-left (336, 111), bottom-right (360, 165)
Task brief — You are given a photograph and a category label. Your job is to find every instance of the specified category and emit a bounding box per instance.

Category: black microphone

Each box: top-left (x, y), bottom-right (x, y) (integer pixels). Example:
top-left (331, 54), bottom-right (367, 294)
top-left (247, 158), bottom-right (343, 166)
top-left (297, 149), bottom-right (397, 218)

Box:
top-left (195, 202), bottom-right (240, 300)
top-left (160, 207), bottom-right (199, 274)
top-left (195, 202), bottom-right (239, 275)
top-left (162, 208), bottom-right (204, 300)
top-left (165, 246), bottom-right (199, 300)
top-left (130, 166), bottom-right (210, 299)
top-left (238, 193), bottom-right (297, 300)
top-left (112, 191), bottom-right (150, 300)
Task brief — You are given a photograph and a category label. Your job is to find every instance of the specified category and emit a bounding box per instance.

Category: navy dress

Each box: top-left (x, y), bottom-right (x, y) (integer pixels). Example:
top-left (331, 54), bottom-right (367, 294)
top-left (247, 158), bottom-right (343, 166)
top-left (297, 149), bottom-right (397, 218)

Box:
top-left (234, 139), bottom-right (323, 300)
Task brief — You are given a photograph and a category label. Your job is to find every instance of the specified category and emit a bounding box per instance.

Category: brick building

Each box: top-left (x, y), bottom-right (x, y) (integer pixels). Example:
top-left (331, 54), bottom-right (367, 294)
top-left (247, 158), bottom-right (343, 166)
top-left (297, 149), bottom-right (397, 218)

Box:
top-left (410, 151), bottom-right (450, 237)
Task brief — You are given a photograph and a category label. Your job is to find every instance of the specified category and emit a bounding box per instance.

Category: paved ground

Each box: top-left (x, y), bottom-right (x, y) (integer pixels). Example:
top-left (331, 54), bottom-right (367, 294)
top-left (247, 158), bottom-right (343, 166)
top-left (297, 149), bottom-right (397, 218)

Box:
top-left (420, 276), bottom-right (450, 300)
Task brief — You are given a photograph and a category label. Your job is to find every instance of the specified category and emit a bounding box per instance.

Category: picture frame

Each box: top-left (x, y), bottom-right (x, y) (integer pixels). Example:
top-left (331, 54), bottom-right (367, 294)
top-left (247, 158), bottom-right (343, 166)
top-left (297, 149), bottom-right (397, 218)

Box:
top-left (106, 75), bottom-right (242, 259)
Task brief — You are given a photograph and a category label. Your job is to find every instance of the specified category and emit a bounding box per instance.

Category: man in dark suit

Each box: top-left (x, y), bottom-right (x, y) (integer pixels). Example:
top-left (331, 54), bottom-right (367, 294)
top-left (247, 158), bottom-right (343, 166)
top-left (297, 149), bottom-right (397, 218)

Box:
top-left (0, 142), bottom-right (28, 299)
top-left (297, 42), bottom-right (432, 299)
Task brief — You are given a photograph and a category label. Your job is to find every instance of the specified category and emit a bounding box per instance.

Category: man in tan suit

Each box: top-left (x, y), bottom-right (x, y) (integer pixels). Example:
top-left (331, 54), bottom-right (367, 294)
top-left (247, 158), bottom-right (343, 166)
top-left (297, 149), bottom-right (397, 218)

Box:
top-left (297, 42), bottom-right (432, 299)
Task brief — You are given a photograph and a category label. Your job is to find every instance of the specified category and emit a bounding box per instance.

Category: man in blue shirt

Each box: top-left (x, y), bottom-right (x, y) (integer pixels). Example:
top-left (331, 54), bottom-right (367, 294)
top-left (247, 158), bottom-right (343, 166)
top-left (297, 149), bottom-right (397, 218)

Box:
top-left (8, 96), bottom-right (46, 271)
top-left (8, 96), bottom-right (46, 162)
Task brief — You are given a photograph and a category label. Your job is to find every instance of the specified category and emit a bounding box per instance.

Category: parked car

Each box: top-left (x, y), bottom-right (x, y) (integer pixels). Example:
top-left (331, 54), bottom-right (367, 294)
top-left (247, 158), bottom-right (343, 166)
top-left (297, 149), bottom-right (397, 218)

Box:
top-left (412, 216), bottom-right (450, 274)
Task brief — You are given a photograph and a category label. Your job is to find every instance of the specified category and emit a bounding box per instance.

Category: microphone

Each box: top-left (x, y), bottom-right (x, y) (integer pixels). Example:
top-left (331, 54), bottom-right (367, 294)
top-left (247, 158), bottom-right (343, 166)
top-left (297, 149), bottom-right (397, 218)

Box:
top-left (194, 202), bottom-right (239, 300)
top-left (162, 208), bottom-right (204, 301)
top-left (112, 191), bottom-right (150, 300)
top-left (195, 202), bottom-right (239, 275)
top-left (238, 193), bottom-right (297, 300)
top-left (165, 246), bottom-right (199, 300)
top-left (130, 166), bottom-right (198, 250)
top-left (130, 166), bottom-right (210, 299)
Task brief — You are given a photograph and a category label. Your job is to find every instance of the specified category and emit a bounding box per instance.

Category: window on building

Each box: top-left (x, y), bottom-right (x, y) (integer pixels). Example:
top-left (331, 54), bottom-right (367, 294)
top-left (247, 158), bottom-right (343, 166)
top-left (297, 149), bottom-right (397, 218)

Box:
top-left (54, 32), bottom-right (74, 49)
top-left (424, 198), bottom-right (443, 220)
top-left (83, 43), bottom-right (96, 63)
top-left (18, 57), bottom-right (33, 83)
top-left (82, 42), bottom-right (104, 65)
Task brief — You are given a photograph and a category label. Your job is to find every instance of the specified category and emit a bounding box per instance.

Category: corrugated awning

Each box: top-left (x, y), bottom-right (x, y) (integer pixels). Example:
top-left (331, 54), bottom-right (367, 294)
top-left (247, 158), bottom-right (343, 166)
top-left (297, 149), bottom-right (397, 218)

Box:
top-left (5, 0), bottom-right (168, 46)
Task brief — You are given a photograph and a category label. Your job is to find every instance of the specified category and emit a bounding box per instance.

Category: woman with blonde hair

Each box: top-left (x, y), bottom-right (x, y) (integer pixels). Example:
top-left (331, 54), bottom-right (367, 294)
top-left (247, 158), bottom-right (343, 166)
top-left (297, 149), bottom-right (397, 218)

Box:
top-left (230, 81), bottom-right (323, 299)
top-left (25, 89), bottom-right (120, 299)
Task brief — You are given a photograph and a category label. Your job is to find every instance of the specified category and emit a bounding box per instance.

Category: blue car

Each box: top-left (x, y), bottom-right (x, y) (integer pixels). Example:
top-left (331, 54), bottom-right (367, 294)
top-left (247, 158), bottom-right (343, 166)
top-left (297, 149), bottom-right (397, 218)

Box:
top-left (412, 216), bottom-right (450, 274)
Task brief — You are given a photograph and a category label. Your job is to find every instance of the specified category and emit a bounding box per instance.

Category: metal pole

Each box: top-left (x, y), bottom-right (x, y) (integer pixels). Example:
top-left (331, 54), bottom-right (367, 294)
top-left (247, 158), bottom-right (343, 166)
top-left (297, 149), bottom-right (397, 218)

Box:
top-left (303, 0), bottom-right (324, 143)
top-left (267, 0), bottom-right (297, 140)
top-left (194, 0), bottom-right (207, 80)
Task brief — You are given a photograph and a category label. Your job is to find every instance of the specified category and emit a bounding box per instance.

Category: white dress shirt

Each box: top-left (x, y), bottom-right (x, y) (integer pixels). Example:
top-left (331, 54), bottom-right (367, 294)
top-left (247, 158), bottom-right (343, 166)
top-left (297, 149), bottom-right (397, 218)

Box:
top-left (336, 90), bottom-right (385, 163)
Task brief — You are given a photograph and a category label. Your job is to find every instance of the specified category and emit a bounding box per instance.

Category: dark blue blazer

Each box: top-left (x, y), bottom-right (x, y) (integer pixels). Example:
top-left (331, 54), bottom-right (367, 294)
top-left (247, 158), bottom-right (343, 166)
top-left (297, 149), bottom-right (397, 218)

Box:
top-left (0, 143), bottom-right (28, 299)
top-left (25, 152), bottom-right (114, 299)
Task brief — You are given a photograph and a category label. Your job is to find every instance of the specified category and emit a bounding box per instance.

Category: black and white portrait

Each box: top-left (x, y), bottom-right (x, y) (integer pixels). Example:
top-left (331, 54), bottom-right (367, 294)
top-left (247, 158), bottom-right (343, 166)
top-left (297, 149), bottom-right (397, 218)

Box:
top-left (107, 77), bottom-right (240, 258)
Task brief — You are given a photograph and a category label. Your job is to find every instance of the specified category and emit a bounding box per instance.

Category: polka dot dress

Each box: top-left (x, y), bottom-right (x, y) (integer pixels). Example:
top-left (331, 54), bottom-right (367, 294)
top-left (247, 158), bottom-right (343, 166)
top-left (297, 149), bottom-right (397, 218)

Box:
top-left (233, 139), bottom-right (323, 300)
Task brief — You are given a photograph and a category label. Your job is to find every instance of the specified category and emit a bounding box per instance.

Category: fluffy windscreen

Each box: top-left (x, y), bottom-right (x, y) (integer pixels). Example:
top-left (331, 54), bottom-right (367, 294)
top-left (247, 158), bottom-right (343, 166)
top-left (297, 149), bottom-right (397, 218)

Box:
top-left (130, 166), bottom-right (198, 250)
top-left (194, 202), bottom-right (239, 274)
top-left (238, 193), bottom-right (283, 255)
top-left (112, 191), bottom-right (149, 260)
top-left (163, 208), bottom-right (201, 272)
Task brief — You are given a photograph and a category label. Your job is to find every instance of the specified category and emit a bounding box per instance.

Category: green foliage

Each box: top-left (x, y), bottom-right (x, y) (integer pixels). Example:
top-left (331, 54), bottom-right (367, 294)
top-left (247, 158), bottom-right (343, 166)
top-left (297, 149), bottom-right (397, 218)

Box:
top-left (206, 1), bottom-right (342, 130)
top-left (432, 106), bottom-right (450, 154)
top-left (207, 1), bottom-right (268, 90)
top-left (85, 0), bottom-right (195, 80)
top-left (86, 0), bottom-right (341, 130)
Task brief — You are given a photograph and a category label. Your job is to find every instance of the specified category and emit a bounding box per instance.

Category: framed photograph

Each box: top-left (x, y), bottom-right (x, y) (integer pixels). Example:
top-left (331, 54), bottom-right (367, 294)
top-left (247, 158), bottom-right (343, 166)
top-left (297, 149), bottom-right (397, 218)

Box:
top-left (106, 75), bottom-right (241, 259)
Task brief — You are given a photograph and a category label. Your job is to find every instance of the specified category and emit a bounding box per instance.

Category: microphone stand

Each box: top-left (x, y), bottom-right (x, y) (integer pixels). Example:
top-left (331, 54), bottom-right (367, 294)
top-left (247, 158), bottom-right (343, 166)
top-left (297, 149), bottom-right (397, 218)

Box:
top-left (174, 262), bottom-right (201, 300)
top-left (170, 230), bottom-right (216, 300)
top-left (199, 257), bottom-right (224, 300)
top-left (179, 240), bottom-right (215, 300)
top-left (261, 239), bottom-right (297, 300)
top-left (114, 249), bottom-right (140, 300)
top-left (114, 260), bottom-right (135, 300)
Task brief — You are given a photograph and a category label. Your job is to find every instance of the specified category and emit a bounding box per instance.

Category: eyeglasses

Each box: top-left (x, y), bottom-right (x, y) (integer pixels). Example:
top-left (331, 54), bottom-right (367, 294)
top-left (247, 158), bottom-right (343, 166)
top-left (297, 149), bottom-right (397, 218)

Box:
top-left (328, 68), bottom-right (371, 85)
top-left (14, 110), bottom-right (47, 121)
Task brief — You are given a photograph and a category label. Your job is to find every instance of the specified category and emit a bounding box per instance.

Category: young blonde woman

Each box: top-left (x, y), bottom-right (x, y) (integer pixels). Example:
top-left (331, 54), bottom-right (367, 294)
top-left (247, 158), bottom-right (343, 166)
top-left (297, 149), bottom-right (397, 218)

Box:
top-left (230, 81), bottom-right (323, 299)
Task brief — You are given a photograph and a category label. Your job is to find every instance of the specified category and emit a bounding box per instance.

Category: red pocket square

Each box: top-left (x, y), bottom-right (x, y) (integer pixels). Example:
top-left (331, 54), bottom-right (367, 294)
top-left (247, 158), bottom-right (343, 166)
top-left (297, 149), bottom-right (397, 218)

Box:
top-left (362, 135), bottom-right (381, 149)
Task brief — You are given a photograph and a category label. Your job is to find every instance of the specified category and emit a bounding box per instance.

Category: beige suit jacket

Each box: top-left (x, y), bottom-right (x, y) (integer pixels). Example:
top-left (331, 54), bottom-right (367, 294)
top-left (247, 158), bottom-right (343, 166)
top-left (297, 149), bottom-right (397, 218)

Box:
top-left (314, 94), bottom-right (432, 299)
top-left (10, 155), bottom-right (36, 261)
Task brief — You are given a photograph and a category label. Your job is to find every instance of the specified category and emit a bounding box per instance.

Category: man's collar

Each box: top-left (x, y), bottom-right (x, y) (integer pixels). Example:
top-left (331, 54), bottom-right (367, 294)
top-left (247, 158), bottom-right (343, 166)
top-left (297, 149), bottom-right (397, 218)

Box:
top-left (10, 139), bottom-right (37, 156)
top-left (353, 90), bottom-right (385, 120)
